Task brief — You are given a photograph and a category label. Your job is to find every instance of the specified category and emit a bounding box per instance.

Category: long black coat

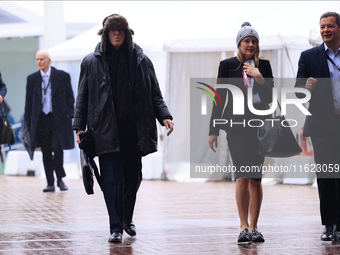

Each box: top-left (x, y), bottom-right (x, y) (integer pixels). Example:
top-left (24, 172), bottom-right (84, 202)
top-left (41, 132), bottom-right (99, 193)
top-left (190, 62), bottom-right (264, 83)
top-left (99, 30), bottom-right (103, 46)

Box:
top-left (24, 67), bottom-right (75, 150)
top-left (73, 43), bottom-right (172, 156)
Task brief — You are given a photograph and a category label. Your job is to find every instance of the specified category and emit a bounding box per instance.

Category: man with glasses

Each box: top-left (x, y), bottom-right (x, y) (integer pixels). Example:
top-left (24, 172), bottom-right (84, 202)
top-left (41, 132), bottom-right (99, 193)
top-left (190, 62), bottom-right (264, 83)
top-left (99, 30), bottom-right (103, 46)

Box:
top-left (24, 50), bottom-right (75, 192)
top-left (73, 14), bottom-right (174, 243)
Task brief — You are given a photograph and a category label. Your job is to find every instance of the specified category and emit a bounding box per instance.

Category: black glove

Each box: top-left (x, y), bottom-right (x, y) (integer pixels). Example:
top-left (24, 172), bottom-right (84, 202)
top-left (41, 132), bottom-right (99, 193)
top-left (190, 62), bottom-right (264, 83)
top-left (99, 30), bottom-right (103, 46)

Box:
top-left (78, 131), bottom-right (95, 159)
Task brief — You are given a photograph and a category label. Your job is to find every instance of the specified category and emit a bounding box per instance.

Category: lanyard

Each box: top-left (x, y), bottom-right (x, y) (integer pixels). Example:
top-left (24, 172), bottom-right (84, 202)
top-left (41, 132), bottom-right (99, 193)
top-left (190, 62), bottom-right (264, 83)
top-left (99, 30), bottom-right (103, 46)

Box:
top-left (42, 78), bottom-right (51, 103)
top-left (326, 53), bottom-right (340, 72)
top-left (43, 80), bottom-right (51, 95)
top-left (242, 60), bottom-right (254, 88)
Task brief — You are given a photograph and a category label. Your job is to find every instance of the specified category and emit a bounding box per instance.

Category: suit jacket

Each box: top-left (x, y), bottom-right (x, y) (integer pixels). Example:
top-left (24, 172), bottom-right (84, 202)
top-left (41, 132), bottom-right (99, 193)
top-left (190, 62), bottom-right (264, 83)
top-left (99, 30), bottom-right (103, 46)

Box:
top-left (209, 57), bottom-right (274, 135)
top-left (24, 66), bottom-right (75, 150)
top-left (295, 43), bottom-right (335, 137)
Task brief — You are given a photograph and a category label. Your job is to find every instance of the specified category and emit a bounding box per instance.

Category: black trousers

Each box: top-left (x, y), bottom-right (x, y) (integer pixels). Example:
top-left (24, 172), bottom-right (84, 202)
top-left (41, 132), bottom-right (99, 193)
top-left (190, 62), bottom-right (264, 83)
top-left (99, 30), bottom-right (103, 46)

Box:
top-left (99, 135), bottom-right (142, 234)
top-left (36, 113), bottom-right (65, 186)
top-left (311, 116), bottom-right (340, 229)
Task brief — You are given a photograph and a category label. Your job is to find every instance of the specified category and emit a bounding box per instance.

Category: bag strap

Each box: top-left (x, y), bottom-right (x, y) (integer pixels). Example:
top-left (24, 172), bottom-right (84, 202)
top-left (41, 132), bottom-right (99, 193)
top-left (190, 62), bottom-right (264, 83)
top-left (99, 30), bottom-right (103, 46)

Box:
top-left (264, 100), bottom-right (281, 117)
top-left (89, 158), bottom-right (103, 191)
top-left (276, 100), bottom-right (282, 115)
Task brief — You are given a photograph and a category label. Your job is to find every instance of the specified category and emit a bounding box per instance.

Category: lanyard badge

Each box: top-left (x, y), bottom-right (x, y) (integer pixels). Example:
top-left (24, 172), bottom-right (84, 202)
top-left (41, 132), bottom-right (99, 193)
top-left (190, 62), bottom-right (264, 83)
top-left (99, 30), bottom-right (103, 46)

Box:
top-left (243, 60), bottom-right (262, 105)
top-left (242, 59), bottom-right (255, 88)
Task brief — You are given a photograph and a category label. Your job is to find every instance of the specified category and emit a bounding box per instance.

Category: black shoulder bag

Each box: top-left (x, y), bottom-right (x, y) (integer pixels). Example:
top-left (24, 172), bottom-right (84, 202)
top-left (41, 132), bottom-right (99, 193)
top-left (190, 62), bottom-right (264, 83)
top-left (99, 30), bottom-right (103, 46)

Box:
top-left (0, 105), bottom-right (15, 149)
top-left (257, 101), bottom-right (302, 157)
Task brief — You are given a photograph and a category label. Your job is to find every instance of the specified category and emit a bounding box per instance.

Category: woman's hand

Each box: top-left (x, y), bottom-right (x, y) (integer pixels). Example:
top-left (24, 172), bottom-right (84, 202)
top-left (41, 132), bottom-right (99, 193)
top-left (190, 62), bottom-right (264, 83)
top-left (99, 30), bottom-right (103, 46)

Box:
top-left (243, 63), bottom-right (264, 84)
top-left (209, 135), bottom-right (218, 152)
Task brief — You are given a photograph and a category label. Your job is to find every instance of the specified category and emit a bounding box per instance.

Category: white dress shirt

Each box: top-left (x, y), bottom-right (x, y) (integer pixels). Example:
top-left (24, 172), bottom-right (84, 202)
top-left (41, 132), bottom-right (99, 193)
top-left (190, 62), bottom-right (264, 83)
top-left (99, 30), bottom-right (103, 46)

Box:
top-left (324, 43), bottom-right (340, 115)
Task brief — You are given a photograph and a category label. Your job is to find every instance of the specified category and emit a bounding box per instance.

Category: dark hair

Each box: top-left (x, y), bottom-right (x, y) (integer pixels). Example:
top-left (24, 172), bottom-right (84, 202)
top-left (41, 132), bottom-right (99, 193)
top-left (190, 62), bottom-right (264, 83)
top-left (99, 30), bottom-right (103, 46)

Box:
top-left (320, 11), bottom-right (340, 27)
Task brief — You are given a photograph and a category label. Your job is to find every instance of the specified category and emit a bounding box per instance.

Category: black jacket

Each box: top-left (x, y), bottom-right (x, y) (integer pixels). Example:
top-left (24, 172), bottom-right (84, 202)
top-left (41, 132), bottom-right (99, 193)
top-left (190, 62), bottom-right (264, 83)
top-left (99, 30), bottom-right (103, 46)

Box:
top-left (209, 57), bottom-right (274, 135)
top-left (295, 43), bottom-right (335, 137)
top-left (73, 43), bottom-right (172, 156)
top-left (24, 67), bottom-right (75, 150)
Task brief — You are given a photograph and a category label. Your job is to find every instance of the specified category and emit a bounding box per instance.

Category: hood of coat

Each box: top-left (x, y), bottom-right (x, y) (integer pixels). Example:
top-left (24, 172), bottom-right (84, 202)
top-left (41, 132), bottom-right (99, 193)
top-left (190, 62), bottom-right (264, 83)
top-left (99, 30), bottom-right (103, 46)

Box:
top-left (97, 14), bottom-right (134, 53)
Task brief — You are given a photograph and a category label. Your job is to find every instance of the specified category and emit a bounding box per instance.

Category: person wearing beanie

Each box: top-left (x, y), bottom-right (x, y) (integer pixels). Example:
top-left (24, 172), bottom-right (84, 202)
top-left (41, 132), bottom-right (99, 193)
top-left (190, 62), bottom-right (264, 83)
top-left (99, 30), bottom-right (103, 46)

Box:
top-left (209, 22), bottom-right (274, 243)
top-left (73, 14), bottom-right (174, 243)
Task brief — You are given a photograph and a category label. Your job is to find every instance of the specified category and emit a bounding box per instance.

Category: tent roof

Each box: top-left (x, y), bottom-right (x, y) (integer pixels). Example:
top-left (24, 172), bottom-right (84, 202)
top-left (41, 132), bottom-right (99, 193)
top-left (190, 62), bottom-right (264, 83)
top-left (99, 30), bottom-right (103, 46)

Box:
top-left (49, 32), bottom-right (314, 62)
top-left (49, 24), bottom-right (101, 62)
top-left (0, 2), bottom-right (97, 40)
top-left (164, 34), bottom-right (312, 53)
top-left (49, 24), bottom-right (166, 62)
top-left (0, 2), bottom-right (42, 38)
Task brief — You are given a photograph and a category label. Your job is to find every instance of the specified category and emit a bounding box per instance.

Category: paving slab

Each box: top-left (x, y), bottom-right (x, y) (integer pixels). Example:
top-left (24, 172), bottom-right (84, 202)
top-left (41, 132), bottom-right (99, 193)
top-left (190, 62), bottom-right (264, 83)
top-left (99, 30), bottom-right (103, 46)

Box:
top-left (0, 175), bottom-right (340, 254)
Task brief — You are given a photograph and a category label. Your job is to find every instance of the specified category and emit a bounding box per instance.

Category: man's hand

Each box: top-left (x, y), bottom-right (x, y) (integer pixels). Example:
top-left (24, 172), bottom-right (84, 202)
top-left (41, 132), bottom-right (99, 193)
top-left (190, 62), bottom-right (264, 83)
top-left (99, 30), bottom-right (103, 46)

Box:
top-left (0, 95), bottom-right (4, 104)
top-left (76, 130), bottom-right (85, 144)
top-left (163, 119), bottom-right (174, 136)
top-left (209, 135), bottom-right (218, 153)
top-left (306, 77), bottom-right (317, 92)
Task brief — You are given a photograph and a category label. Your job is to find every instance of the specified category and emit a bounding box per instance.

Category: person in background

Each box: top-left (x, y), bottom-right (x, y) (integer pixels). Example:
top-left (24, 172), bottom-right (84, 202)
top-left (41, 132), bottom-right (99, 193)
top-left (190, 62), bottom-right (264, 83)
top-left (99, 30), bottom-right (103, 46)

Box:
top-left (209, 22), bottom-right (274, 243)
top-left (295, 11), bottom-right (340, 241)
top-left (24, 50), bottom-right (75, 192)
top-left (0, 71), bottom-right (7, 130)
top-left (0, 71), bottom-right (8, 164)
top-left (73, 14), bottom-right (174, 243)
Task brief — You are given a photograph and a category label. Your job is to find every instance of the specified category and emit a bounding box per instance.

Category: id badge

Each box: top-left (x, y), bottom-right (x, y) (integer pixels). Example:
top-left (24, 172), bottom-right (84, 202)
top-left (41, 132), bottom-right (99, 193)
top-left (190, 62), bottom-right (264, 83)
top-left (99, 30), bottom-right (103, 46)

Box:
top-left (252, 92), bottom-right (262, 105)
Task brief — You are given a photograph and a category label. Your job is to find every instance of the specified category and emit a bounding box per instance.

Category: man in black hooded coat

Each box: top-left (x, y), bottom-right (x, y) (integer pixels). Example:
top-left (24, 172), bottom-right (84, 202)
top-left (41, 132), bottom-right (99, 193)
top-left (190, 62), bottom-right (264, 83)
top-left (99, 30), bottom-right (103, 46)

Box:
top-left (73, 14), bottom-right (174, 243)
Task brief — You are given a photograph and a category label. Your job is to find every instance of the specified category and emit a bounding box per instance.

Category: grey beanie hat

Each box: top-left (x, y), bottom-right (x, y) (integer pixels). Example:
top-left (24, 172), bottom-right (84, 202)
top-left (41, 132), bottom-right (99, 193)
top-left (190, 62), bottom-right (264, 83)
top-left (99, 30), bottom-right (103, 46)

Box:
top-left (236, 22), bottom-right (259, 47)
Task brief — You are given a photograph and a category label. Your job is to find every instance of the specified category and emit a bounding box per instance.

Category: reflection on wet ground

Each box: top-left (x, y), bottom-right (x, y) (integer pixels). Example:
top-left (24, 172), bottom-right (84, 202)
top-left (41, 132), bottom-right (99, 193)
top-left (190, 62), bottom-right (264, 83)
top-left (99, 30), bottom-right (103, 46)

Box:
top-left (1, 175), bottom-right (340, 254)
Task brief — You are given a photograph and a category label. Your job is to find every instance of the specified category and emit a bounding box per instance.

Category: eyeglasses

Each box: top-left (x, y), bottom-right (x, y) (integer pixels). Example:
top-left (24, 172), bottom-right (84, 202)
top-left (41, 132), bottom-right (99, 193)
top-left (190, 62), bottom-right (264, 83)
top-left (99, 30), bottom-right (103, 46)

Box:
top-left (110, 29), bottom-right (124, 34)
top-left (36, 58), bottom-right (48, 61)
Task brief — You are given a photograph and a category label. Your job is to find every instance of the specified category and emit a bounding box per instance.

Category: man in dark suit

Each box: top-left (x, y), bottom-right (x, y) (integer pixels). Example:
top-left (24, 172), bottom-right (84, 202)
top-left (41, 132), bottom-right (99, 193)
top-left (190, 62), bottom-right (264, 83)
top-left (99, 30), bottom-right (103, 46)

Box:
top-left (295, 11), bottom-right (340, 241)
top-left (24, 50), bottom-right (75, 192)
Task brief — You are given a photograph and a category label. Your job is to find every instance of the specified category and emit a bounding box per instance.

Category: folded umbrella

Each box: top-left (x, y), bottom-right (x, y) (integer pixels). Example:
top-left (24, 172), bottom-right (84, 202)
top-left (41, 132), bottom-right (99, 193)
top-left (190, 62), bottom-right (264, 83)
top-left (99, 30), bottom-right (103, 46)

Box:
top-left (18, 120), bottom-right (34, 161)
top-left (80, 149), bottom-right (94, 195)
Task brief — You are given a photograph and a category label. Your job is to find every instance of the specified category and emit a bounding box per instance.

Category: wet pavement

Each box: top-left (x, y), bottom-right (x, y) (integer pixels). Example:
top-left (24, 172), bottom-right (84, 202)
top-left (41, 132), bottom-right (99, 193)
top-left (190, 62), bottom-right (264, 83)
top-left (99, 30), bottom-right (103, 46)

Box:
top-left (0, 175), bottom-right (340, 255)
